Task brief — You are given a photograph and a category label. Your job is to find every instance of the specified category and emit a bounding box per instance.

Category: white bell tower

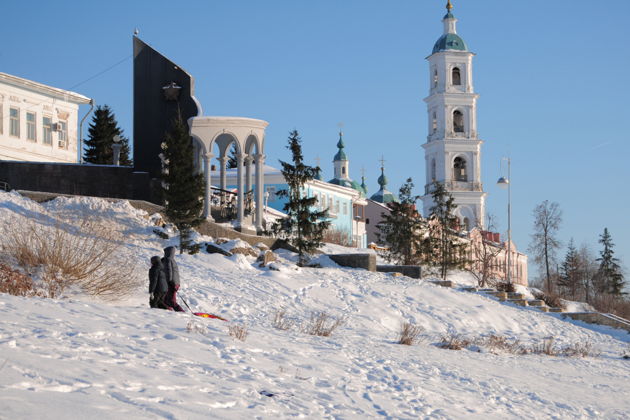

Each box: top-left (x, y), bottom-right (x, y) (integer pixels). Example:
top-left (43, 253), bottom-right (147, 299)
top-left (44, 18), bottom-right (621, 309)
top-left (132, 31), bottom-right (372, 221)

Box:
top-left (421, 0), bottom-right (486, 231)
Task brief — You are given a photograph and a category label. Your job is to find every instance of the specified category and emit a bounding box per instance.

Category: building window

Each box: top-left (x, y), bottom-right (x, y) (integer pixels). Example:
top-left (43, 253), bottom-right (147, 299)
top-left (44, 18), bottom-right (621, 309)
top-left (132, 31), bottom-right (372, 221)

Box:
top-left (432, 112), bottom-right (437, 133)
top-left (43, 116), bottom-right (53, 145)
top-left (453, 110), bottom-right (464, 133)
top-left (10, 107), bottom-right (20, 137)
top-left (321, 194), bottom-right (327, 209)
top-left (57, 120), bottom-right (68, 148)
top-left (433, 68), bottom-right (438, 88)
top-left (343, 202), bottom-right (348, 215)
top-left (26, 112), bottom-right (37, 141)
top-left (431, 158), bottom-right (437, 181)
top-left (463, 217), bottom-right (470, 231)
top-left (452, 67), bottom-right (461, 85)
top-left (342, 166), bottom-right (346, 175)
top-left (335, 200), bottom-right (340, 214)
top-left (453, 156), bottom-right (467, 182)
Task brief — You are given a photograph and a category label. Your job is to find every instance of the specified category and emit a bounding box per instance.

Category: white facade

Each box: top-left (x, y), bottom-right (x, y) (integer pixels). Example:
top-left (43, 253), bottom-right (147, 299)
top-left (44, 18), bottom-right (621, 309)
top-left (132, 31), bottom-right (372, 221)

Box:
top-left (0, 72), bottom-right (91, 163)
top-left (421, 10), bottom-right (486, 230)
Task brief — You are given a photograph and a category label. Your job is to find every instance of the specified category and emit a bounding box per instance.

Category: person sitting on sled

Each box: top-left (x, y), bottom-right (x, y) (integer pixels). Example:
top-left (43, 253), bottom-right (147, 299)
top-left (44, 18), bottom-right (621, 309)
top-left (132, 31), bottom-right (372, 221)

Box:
top-left (162, 246), bottom-right (184, 312)
top-left (148, 256), bottom-right (168, 309)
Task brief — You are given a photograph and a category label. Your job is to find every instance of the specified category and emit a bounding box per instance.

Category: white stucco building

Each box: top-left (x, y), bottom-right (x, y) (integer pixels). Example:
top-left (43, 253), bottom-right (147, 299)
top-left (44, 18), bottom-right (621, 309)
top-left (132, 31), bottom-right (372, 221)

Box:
top-left (421, 2), bottom-right (486, 230)
top-left (0, 72), bottom-right (91, 163)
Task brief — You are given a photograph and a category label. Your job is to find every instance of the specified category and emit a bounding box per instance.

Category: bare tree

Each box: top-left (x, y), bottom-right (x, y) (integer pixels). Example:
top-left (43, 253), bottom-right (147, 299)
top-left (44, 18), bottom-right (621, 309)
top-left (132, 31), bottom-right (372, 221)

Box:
top-left (577, 243), bottom-right (598, 303)
top-left (468, 215), bottom-right (503, 288)
top-left (529, 200), bottom-right (562, 293)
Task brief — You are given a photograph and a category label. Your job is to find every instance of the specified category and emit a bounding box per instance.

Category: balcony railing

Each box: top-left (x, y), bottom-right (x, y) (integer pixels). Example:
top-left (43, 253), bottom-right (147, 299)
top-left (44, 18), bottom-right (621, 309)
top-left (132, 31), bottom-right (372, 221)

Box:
top-left (425, 181), bottom-right (483, 195)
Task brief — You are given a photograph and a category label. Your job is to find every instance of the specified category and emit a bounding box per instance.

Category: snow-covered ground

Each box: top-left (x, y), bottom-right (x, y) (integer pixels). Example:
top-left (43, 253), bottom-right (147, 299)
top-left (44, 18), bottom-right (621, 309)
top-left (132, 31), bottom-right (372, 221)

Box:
top-left (0, 191), bottom-right (629, 419)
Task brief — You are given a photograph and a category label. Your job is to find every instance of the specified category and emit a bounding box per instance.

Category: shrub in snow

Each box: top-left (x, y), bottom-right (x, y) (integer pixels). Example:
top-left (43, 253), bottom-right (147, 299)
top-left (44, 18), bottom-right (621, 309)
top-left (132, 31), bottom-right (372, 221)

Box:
top-left (302, 311), bottom-right (345, 337)
top-left (271, 309), bottom-right (294, 331)
top-left (540, 293), bottom-right (565, 309)
top-left (397, 322), bottom-right (423, 346)
top-left (495, 282), bottom-right (517, 293)
top-left (0, 263), bottom-right (36, 297)
top-left (228, 324), bottom-right (248, 341)
top-left (1, 217), bottom-right (140, 299)
top-left (437, 334), bottom-right (472, 350)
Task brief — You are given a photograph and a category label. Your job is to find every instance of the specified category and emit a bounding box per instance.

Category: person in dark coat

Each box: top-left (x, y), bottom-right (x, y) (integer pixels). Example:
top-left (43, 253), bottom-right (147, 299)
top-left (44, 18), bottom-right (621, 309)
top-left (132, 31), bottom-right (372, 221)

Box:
top-left (148, 256), bottom-right (168, 309)
top-left (162, 246), bottom-right (184, 312)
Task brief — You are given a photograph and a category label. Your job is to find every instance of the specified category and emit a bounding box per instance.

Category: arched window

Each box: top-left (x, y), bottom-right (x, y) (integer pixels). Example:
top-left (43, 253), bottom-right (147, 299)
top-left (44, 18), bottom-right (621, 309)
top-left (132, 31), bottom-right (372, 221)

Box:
top-left (453, 110), bottom-right (464, 133)
top-left (433, 69), bottom-right (438, 88)
top-left (453, 156), bottom-right (467, 182)
top-left (431, 158), bottom-right (436, 181)
top-left (452, 67), bottom-right (461, 85)
top-left (432, 112), bottom-right (437, 133)
top-left (463, 217), bottom-right (470, 231)
top-left (342, 166), bottom-right (346, 175)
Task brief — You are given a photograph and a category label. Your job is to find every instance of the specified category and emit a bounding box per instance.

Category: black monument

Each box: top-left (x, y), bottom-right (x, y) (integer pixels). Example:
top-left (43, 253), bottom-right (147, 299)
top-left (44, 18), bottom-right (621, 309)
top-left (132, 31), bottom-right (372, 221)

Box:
top-left (133, 36), bottom-right (200, 179)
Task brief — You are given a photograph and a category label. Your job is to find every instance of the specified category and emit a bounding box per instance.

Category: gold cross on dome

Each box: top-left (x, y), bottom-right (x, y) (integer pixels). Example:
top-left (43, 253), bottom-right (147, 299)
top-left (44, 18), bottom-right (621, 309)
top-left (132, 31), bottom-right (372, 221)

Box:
top-left (446, 0), bottom-right (453, 12)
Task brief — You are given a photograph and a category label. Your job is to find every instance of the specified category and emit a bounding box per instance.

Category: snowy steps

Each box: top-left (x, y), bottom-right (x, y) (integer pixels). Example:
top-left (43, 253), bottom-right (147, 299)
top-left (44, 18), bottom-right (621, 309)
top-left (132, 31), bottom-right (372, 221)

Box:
top-left (459, 287), bottom-right (563, 313)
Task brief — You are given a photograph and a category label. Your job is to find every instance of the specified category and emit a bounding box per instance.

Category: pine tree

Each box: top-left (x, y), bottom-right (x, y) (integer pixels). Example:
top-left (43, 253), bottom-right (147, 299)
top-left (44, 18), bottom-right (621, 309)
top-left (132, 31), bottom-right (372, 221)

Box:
top-left (83, 105), bottom-right (132, 165)
top-left (272, 130), bottom-right (330, 265)
top-left (376, 178), bottom-right (426, 265)
top-left (227, 144), bottom-right (238, 169)
top-left (161, 110), bottom-right (205, 253)
top-left (427, 181), bottom-right (469, 280)
top-left (594, 228), bottom-right (625, 296)
top-left (558, 238), bottom-right (581, 299)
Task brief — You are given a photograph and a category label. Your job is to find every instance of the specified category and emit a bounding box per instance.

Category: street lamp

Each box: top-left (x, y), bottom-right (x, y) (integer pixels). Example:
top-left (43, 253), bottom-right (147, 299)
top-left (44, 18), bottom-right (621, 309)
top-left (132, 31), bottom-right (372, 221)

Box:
top-left (497, 157), bottom-right (511, 285)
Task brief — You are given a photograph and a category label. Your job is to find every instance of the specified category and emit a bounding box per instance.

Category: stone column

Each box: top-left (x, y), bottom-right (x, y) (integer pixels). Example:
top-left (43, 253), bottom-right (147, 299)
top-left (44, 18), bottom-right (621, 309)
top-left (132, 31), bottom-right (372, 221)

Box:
top-left (255, 153), bottom-right (265, 232)
top-left (245, 156), bottom-right (253, 194)
top-left (219, 156), bottom-right (228, 191)
top-left (236, 154), bottom-right (244, 227)
top-left (203, 153), bottom-right (214, 220)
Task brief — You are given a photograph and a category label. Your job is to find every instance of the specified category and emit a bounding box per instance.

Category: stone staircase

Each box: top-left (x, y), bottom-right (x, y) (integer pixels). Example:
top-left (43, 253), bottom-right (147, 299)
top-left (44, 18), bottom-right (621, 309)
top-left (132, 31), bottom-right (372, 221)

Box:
top-left (452, 284), bottom-right (630, 333)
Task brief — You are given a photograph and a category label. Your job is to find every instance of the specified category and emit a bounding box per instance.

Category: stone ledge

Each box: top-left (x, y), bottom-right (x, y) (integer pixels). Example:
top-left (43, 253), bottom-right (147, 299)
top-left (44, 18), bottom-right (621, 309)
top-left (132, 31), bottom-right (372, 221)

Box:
top-left (431, 280), bottom-right (454, 288)
top-left (328, 254), bottom-right (376, 272)
top-left (376, 265), bottom-right (421, 279)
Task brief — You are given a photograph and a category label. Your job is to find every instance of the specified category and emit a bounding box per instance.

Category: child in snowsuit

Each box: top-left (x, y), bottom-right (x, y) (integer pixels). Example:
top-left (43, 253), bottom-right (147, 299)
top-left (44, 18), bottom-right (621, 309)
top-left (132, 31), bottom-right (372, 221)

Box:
top-left (148, 256), bottom-right (168, 309)
top-left (162, 246), bottom-right (184, 312)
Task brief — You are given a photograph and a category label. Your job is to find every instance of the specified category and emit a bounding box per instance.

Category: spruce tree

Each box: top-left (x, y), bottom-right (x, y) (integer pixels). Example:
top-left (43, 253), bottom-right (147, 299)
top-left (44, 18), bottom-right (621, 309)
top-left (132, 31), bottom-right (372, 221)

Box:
top-left (227, 144), bottom-right (238, 169)
top-left (594, 228), bottom-right (625, 296)
top-left (161, 110), bottom-right (205, 253)
top-left (376, 178), bottom-right (426, 265)
top-left (558, 238), bottom-right (581, 298)
top-left (427, 181), bottom-right (469, 280)
top-left (83, 105), bottom-right (132, 165)
top-left (272, 130), bottom-right (330, 265)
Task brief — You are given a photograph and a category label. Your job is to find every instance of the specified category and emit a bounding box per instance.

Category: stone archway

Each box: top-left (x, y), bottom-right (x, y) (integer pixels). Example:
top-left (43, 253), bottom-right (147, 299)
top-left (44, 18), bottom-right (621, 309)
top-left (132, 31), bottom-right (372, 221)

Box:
top-left (188, 116), bottom-right (269, 233)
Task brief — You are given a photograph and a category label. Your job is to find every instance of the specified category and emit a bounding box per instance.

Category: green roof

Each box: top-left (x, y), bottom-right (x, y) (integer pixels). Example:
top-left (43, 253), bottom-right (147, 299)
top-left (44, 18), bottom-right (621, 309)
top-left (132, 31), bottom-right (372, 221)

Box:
top-left (334, 132), bottom-right (348, 161)
top-left (432, 33), bottom-right (468, 54)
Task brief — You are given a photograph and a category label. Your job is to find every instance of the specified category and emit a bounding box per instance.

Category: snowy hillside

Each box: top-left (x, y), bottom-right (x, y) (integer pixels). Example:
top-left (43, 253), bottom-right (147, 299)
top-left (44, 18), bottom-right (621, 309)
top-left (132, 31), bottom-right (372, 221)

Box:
top-left (0, 192), bottom-right (629, 419)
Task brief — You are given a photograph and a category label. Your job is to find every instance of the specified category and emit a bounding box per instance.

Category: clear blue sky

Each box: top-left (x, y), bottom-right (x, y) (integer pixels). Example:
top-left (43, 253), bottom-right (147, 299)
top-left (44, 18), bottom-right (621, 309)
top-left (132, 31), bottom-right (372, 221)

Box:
top-left (2, 0), bottom-right (628, 280)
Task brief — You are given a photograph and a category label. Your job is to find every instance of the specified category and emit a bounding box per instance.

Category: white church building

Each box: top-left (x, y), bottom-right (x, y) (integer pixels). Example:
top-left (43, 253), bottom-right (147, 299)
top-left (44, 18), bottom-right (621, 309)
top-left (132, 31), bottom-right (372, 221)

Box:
top-left (421, 1), bottom-right (486, 231)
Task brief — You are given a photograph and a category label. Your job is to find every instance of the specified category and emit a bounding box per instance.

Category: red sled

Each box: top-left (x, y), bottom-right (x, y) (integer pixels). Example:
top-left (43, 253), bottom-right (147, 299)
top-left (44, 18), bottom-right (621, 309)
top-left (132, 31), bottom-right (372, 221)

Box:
top-left (193, 312), bottom-right (228, 321)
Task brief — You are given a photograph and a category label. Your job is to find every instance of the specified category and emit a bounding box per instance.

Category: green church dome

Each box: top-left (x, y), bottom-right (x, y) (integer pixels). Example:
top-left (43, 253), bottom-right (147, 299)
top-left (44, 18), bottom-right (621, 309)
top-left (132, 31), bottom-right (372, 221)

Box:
top-left (334, 134), bottom-right (348, 161)
top-left (432, 33), bottom-right (467, 54)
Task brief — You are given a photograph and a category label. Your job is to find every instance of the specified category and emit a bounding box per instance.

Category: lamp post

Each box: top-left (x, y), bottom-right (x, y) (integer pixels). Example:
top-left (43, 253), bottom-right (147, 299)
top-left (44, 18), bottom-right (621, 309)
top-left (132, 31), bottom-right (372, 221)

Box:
top-left (497, 157), bottom-right (511, 284)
